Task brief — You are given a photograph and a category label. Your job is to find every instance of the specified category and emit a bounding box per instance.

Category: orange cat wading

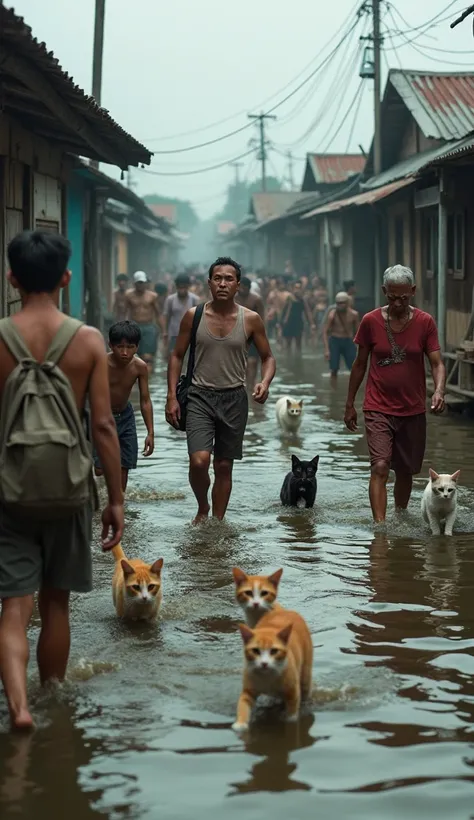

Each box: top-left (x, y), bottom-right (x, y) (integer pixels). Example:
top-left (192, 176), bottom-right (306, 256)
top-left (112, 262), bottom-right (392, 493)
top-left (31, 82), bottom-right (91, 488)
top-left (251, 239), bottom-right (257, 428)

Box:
top-left (112, 544), bottom-right (164, 621)
top-left (233, 607), bottom-right (313, 733)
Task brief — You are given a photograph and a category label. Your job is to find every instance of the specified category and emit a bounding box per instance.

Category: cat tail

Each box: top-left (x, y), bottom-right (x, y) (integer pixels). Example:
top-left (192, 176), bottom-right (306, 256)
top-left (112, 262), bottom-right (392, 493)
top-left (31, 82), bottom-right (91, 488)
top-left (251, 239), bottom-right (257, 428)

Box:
top-left (112, 543), bottom-right (126, 562)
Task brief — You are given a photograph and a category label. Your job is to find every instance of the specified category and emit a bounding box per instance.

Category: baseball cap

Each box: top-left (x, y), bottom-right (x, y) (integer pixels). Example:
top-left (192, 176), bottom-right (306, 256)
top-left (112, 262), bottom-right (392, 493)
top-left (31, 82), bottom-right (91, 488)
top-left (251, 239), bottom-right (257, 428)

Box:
top-left (133, 271), bottom-right (147, 283)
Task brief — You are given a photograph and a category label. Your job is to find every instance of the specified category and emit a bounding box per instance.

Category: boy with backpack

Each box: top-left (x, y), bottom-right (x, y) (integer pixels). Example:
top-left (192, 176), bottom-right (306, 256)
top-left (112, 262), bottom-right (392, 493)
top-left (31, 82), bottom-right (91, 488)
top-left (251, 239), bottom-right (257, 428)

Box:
top-left (0, 230), bottom-right (124, 730)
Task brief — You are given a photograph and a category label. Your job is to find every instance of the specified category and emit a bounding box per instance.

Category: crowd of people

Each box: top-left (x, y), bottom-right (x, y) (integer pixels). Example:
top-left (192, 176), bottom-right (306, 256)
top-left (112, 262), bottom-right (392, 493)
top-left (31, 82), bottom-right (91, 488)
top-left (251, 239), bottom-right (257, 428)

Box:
top-left (0, 230), bottom-right (446, 732)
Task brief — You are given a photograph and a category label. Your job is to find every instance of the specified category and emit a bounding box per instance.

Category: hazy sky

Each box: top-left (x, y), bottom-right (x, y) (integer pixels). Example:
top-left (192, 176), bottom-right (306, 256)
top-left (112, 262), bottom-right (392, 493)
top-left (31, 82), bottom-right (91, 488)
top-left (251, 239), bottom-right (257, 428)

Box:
top-left (11, 0), bottom-right (474, 218)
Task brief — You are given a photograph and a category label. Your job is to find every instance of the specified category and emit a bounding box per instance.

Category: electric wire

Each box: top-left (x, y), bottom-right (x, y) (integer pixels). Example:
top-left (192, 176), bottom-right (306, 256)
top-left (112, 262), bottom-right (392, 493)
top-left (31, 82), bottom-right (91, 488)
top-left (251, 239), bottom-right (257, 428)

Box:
top-left (345, 81), bottom-right (365, 151)
top-left (137, 148), bottom-right (255, 177)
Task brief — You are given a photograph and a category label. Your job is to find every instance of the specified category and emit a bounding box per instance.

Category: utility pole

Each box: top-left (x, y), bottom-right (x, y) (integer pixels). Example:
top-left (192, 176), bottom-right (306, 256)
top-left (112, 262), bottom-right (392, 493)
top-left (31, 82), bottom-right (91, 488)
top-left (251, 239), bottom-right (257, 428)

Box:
top-left (248, 112), bottom-right (276, 192)
top-left (229, 161), bottom-right (243, 185)
top-left (373, 0), bottom-right (382, 176)
top-left (90, 0), bottom-right (106, 170)
top-left (287, 151), bottom-right (295, 190)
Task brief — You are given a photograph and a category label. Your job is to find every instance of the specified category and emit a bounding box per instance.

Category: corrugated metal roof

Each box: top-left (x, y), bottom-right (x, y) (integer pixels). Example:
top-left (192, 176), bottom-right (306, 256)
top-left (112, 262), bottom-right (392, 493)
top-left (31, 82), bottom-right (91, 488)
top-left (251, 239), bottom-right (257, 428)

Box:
top-left (251, 192), bottom-right (304, 223)
top-left (363, 135), bottom-right (474, 190)
top-left (148, 203), bottom-right (177, 224)
top-left (216, 221), bottom-right (236, 235)
top-left (301, 178), bottom-right (414, 219)
top-left (1, 6), bottom-right (152, 168)
top-left (390, 69), bottom-right (474, 141)
top-left (308, 154), bottom-right (366, 184)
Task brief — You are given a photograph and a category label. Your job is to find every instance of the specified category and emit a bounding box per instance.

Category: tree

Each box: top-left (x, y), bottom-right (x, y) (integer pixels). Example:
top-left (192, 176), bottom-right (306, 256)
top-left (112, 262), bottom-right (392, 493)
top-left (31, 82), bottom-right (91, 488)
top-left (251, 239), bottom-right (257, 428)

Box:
top-left (143, 194), bottom-right (199, 234)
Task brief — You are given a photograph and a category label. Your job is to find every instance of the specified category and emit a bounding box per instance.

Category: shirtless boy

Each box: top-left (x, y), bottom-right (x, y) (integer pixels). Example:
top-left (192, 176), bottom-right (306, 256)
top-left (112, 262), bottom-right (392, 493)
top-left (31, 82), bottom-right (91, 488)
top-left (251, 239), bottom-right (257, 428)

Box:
top-left (125, 271), bottom-right (161, 371)
top-left (94, 320), bottom-right (155, 491)
top-left (112, 273), bottom-right (129, 320)
top-left (322, 291), bottom-right (359, 382)
top-left (0, 230), bottom-right (123, 730)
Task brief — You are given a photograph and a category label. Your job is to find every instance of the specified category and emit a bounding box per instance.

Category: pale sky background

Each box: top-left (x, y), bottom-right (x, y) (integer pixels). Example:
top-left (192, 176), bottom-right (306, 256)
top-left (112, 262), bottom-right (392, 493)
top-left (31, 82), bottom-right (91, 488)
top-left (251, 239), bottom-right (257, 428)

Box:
top-left (11, 0), bottom-right (474, 219)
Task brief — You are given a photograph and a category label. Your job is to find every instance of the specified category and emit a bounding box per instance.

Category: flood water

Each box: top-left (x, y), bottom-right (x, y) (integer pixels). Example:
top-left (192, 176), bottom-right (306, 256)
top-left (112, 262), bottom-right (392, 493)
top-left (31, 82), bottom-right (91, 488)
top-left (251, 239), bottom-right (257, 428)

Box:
top-left (1, 348), bottom-right (474, 819)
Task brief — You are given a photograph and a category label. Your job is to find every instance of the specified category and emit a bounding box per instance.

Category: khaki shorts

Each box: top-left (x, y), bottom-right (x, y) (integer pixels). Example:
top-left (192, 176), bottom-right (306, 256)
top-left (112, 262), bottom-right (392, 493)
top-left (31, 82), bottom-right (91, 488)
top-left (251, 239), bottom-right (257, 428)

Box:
top-left (0, 504), bottom-right (93, 598)
top-left (186, 385), bottom-right (248, 461)
top-left (364, 411), bottom-right (426, 475)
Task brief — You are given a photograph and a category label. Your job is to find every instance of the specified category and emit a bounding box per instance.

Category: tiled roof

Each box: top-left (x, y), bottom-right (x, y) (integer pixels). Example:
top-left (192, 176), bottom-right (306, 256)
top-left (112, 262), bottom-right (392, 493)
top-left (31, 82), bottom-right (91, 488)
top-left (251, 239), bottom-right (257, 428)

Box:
top-left (148, 203), bottom-right (178, 224)
top-left (390, 69), bottom-right (474, 141)
top-left (1, 6), bottom-right (152, 168)
top-left (307, 154), bottom-right (365, 184)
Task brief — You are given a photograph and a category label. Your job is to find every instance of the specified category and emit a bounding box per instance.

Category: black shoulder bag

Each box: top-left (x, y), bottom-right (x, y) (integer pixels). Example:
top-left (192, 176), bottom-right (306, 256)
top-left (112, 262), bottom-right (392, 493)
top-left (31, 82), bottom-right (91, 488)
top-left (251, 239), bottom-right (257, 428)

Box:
top-left (175, 303), bottom-right (205, 431)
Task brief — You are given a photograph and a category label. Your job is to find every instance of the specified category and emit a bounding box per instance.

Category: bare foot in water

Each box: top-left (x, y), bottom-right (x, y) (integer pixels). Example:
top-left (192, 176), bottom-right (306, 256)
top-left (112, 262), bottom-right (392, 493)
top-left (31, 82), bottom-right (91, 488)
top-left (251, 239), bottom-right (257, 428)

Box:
top-left (192, 506), bottom-right (210, 526)
top-left (11, 709), bottom-right (34, 732)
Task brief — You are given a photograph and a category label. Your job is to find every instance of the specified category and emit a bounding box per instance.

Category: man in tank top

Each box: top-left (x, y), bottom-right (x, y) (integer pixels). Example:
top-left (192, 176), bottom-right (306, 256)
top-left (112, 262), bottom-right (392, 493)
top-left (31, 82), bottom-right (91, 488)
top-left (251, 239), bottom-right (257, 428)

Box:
top-left (166, 256), bottom-right (276, 524)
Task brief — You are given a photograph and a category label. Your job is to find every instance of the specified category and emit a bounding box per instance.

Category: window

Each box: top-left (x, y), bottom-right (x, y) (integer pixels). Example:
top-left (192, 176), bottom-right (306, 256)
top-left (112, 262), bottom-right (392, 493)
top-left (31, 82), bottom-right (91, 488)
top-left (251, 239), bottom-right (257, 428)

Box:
top-left (394, 216), bottom-right (404, 262)
top-left (447, 211), bottom-right (465, 280)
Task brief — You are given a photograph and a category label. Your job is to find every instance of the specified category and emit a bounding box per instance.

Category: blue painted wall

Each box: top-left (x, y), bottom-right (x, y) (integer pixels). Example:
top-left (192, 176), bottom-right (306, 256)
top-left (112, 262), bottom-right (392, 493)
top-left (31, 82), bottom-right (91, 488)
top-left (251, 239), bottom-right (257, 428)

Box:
top-left (67, 177), bottom-right (85, 319)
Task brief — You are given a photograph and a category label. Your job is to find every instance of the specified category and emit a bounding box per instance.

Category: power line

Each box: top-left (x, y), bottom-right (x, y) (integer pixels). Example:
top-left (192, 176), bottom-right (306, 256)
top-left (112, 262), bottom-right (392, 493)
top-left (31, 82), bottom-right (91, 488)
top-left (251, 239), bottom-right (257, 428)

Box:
top-left (385, 7), bottom-right (474, 66)
top-left (137, 148), bottom-right (255, 177)
top-left (345, 82), bottom-right (365, 151)
top-left (141, 0), bottom-right (365, 144)
top-left (145, 17), bottom-right (362, 155)
top-left (318, 79), bottom-right (365, 155)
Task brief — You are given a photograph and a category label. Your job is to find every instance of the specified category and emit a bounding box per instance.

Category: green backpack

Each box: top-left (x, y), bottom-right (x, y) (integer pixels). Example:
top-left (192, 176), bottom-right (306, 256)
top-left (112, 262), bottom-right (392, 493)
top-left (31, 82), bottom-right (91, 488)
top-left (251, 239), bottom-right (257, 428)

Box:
top-left (0, 316), bottom-right (93, 518)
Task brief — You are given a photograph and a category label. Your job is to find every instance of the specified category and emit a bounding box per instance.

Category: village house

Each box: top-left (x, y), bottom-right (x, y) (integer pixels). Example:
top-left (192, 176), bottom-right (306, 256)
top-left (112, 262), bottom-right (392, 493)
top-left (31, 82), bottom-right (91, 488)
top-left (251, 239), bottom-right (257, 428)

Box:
top-left (0, 6), bottom-right (152, 324)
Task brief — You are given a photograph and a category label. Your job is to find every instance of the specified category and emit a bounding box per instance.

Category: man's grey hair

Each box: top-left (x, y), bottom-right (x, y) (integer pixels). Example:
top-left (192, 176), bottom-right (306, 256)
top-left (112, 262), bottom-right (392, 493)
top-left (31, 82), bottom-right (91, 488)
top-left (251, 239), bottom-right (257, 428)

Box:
top-left (383, 264), bottom-right (415, 287)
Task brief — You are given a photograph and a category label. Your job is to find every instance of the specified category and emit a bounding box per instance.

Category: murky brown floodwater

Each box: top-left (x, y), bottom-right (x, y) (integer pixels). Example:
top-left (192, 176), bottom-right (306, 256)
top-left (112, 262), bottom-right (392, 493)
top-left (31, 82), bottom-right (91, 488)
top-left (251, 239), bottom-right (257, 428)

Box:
top-left (1, 347), bottom-right (474, 819)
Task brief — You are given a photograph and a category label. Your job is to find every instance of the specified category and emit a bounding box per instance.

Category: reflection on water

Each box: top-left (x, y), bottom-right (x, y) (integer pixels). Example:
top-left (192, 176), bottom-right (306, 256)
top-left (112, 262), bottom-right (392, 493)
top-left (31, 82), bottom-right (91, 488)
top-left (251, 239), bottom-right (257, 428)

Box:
top-left (2, 349), bottom-right (474, 819)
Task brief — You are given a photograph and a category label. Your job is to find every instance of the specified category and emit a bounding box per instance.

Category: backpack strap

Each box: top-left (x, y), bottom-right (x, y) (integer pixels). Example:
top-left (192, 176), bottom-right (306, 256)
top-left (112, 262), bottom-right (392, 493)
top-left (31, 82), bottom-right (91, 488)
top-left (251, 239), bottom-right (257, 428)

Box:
top-left (45, 317), bottom-right (84, 364)
top-left (184, 303), bottom-right (205, 386)
top-left (0, 318), bottom-right (34, 362)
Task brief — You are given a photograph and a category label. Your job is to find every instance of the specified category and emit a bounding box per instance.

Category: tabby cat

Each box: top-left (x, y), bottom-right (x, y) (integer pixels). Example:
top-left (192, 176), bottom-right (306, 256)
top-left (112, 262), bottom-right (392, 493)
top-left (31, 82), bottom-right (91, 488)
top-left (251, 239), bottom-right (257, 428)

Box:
top-left (112, 543), bottom-right (163, 621)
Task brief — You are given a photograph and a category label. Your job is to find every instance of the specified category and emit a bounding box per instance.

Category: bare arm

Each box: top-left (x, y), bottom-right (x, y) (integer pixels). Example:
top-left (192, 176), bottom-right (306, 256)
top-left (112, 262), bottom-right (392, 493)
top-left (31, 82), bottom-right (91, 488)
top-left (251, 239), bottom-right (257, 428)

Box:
top-left (165, 308), bottom-right (194, 427)
top-left (161, 296), bottom-right (170, 336)
top-left (138, 360), bottom-right (155, 454)
top-left (153, 293), bottom-right (161, 325)
top-left (344, 344), bottom-right (370, 431)
top-left (428, 350), bottom-right (446, 413)
top-left (87, 330), bottom-right (124, 548)
top-left (322, 309), bottom-right (334, 355)
top-left (248, 313), bottom-right (276, 403)
top-left (303, 297), bottom-right (314, 327)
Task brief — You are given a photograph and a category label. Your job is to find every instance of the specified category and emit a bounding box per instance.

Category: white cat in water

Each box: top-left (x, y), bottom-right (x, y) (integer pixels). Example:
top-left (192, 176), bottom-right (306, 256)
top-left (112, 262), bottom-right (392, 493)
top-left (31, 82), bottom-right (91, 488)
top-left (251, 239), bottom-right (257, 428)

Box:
top-left (275, 396), bottom-right (304, 433)
top-left (421, 468), bottom-right (461, 536)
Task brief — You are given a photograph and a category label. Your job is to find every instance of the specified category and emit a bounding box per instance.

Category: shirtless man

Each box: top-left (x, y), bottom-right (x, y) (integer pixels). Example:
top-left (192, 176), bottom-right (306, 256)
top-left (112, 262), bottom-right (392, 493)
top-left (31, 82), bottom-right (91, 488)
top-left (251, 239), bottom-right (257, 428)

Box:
top-left (236, 275), bottom-right (265, 387)
top-left (112, 273), bottom-right (129, 321)
top-left (322, 291), bottom-right (359, 382)
top-left (274, 277), bottom-right (293, 344)
top-left (125, 271), bottom-right (161, 372)
top-left (94, 320), bottom-right (154, 492)
top-left (0, 230), bottom-right (123, 730)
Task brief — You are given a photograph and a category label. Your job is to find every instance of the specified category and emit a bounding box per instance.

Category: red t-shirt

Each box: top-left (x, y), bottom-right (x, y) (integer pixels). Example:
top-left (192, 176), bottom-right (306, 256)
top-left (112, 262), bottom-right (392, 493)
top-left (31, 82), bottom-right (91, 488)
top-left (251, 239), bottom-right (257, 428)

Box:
top-left (354, 308), bottom-right (440, 416)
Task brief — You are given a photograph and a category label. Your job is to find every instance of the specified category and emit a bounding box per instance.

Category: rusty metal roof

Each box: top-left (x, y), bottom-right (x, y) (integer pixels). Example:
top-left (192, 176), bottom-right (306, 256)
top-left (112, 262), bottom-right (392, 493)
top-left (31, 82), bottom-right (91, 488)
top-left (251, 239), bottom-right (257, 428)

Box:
top-left (390, 69), bottom-right (474, 141)
top-left (307, 154), bottom-right (366, 184)
top-left (148, 203), bottom-right (178, 224)
top-left (0, 6), bottom-right (152, 168)
top-left (251, 192), bottom-right (305, 223)
top-left (301, 178), bottom-right (414, 220)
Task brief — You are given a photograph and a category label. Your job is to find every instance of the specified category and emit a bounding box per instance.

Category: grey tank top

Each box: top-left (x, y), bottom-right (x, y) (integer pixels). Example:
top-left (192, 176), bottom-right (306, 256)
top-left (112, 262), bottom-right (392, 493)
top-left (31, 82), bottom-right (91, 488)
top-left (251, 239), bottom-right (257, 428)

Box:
top-left (192, 304), bottom-right (249, 389)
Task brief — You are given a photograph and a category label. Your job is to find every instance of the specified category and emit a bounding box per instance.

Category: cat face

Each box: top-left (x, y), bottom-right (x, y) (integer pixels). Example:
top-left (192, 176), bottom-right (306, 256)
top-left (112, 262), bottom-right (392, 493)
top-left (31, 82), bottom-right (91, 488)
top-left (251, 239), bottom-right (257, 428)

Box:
top-left (121, 558), bottom-right (164, 604)
top-left (233, 568), bottom-right (283, 618)
top-left (291, 455), bottom-right (319, 479)
top-left (239, 622), bottom-right (292, 675)
top-left (286, 399), bottom-right (303, 417)
top-left (429, 469), bottom-right (460, 499)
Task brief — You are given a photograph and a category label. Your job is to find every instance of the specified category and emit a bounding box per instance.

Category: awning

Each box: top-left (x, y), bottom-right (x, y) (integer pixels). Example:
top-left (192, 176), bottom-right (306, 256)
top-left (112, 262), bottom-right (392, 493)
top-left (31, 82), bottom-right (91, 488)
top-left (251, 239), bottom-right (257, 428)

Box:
top-left (103, 216), bottom-right (132, 234)
top-left (301, 177), bottom-right (414, 220)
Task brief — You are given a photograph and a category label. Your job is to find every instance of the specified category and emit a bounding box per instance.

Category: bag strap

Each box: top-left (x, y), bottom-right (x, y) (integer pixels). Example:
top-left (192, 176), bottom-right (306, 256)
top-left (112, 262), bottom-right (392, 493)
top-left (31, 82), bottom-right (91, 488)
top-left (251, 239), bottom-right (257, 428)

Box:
top-left (45, 317), bottom-right (84, 364)
top-left (0, 318), bottom-right (34, 362)
top-left (185, 303), bottom-right (205, 385)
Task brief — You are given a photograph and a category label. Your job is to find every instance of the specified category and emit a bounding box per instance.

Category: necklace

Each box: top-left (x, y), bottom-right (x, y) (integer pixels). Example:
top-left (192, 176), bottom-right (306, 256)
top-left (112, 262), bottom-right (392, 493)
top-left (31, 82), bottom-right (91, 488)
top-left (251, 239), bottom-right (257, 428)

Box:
top-left (387, 306), bottom-right (411, 332)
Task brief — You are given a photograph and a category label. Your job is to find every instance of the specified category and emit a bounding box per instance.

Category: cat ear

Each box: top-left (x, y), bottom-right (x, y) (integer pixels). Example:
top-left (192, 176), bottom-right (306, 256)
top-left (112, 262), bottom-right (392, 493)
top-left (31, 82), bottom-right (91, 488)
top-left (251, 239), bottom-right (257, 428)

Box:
top-left (150, 558), bottom-right (164, 575)
top-left (429, 468), bottom-right (439, 481)
top-left (232, 567), bottom-right (247, 585)
top-left (267, 568), bottom-right (283, 587)
top-left (286, 399), bottom-right (292, 408)
top-left (277, 623), bottom-right (293, 645)
top-left (298, 400), bottom-right (303, 407)
top-left (451, 470), bottom-right (461, 482)
top-left (291, 455), bottom-right (300, 470)
top-left (311, 456), bottom-right (320, 469)
top-left (121, 560), bottom-right (135, 577)
top-left (239, 624), bottom-right (254, 644)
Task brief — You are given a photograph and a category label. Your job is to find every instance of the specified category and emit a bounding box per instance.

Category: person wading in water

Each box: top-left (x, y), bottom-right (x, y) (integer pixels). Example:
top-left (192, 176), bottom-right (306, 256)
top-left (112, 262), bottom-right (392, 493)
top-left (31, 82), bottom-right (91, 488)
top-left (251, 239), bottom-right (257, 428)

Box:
top-left (235, 275), bottom-right (265, 389)
top-left (125, 271), bottom-right (161, 372)
top-left (166, 257), bottom-right (276, 524)
top-left (344, 264), bottom-right (445, 525)
top-left (322, 291), bottom-right (359, 383)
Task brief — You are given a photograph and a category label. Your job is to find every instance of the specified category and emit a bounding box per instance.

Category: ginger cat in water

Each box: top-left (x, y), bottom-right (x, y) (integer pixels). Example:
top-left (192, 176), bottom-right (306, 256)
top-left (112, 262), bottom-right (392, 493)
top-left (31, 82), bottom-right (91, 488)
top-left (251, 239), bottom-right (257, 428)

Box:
top-left (232, 567), bottom-right (284, 627)
top-left (112, 544), bottom-right (164, 621)
top-left (233, 608), bottom-right (313, 733)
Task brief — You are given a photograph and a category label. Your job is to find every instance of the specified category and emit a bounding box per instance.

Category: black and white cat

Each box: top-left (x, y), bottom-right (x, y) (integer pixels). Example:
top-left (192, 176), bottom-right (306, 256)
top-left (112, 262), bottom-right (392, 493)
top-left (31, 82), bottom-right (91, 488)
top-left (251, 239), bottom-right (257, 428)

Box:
top-left (280, 455), bottom-right (319, 509)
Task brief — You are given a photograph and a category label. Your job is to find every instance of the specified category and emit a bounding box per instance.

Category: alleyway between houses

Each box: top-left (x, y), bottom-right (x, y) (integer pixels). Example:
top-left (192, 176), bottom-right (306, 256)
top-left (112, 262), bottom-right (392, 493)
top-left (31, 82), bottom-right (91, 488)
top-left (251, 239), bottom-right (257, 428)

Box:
top-left (1, 350), bottom-right (474, 820)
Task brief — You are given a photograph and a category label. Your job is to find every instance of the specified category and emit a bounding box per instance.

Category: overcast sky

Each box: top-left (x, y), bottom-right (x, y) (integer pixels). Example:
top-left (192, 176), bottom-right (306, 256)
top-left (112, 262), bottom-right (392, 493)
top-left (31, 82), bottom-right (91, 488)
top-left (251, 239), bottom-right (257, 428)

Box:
top-left (12, 0), bottom-right (474, 218)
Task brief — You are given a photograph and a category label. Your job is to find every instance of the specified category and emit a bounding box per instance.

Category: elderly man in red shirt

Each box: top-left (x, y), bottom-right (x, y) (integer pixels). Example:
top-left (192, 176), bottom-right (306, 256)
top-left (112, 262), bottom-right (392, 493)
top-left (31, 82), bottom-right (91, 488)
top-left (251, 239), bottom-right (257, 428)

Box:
top-left (344, 264), bottom-right (446, 524)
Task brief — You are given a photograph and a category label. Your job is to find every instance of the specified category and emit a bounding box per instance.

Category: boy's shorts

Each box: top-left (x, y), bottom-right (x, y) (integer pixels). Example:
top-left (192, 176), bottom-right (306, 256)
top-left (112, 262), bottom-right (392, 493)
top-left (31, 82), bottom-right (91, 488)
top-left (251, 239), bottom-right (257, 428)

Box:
top-left (94, 402), bottom-right (138, 471)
